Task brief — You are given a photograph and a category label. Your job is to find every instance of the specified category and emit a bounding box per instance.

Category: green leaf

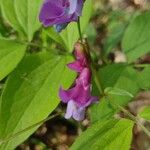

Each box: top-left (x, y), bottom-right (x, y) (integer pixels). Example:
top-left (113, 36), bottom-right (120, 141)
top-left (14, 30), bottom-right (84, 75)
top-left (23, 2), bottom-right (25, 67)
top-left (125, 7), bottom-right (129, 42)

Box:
top-left (105, 87), bottom-right (133, 98)
top-left (91, 64), bottom-right (139, 122)
top-left (44, 27), bottom-right (67, 49)
top-left (99, 63), bottom-right (127, 88)
top-left (0, 0), bottom-right (24, 34)
top-left (122, 11), bottom-right (150, 63)
top-left (103, 24), bottom-right (126, 55)
top-left (0, 52), bottom-right (76, 150)
top-left (0, 17), bottom-right (8, 37)
top-left (102, 10), bottom-right (135, 56)
top-left (137, 65), bottom-right (150, 90)
top-left (90, 97), bottom-right (116, 123)
top-left (0, 38), bottom-right (26, 81)
top-left (99, 64), bottom-right (139, 100)
top-left (45, 0), bottom-right (93, 52)
top-left (139, 106), bottom-right (150, 121)
top-left (0, 0), bottom-right (43, 41)
top-left (100, 64), bottom-right (139, 99)
top-left (71, 119), bottom-right (134, 150)
top-left (85, 23), bottom-right (96, 44)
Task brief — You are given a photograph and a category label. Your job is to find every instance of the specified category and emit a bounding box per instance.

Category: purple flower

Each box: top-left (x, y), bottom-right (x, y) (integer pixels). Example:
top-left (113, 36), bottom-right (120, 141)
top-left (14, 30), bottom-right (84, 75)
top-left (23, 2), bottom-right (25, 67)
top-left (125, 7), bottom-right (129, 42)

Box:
top-left (67, 44), bottom-right (88, 72)
top-left (39, 0), bottom-right (84, 32)
top-left (59, 43), bottom-right (98, 121)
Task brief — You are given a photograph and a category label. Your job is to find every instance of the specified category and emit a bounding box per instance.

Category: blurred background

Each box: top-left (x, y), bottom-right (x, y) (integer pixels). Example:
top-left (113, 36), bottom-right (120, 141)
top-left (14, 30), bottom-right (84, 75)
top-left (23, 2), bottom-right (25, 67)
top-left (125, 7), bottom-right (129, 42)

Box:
top-left (0, 0), bottom-right (150, 150)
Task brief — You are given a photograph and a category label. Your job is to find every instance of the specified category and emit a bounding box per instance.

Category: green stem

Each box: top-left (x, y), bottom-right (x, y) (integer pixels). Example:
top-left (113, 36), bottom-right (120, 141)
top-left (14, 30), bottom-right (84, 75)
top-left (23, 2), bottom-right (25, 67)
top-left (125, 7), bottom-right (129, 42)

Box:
top-left (77, 18), bottom-right (104, 95)
top-left (77, 17), bottom-right (149, 138)
top-left (134, 64), bottom-right (149, 68)
top-left (118, 106), bottom-right (150, 137)
top-left (137, 120), bottom-right (150, 137)
top-left (77, 15), bottom-right (150, 139)
top-left (91, 64), bottom-right (103, 95)
top-left (77, 17), bottom-right (83, 42)
top-left (0, 113), bottom-right (61, 144)
top-left (111, 102), bottom-right (150, 138)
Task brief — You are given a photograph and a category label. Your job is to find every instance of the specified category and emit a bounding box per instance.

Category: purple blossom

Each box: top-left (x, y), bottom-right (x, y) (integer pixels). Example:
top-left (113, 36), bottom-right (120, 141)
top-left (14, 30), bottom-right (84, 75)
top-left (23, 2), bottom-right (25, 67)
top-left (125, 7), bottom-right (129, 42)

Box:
top-left (39, 0), bottom-right (84, 32)
top-left (59, 43), bottom-right (98, 121)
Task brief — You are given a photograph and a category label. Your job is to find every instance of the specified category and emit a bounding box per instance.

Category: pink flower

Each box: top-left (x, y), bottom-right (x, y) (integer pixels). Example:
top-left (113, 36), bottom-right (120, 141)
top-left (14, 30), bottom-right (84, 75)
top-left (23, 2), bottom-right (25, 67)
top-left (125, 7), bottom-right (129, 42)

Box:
top-left (59, 43), bottom-right (98, 121)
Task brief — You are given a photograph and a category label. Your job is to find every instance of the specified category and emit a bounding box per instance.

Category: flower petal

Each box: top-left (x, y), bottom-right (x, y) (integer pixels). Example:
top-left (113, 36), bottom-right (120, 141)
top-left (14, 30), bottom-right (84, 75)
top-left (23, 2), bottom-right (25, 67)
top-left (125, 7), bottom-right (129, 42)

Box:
top-left (65, 100), bottom-right (76, 119)
top-left (73, 106), bottom-right (86, 121)
top-left (76, 0), bottom-right (84, 16)
top-left (68, 0), bottom-right (78, 14)
top-left (54, 23), bottom-right (68, 32)
top-left (67, 60), bottom-right (84, 72)
top-left (59, 87), bottom-right (70, 103)
top-left (39, 0), bottom-right (64, 21)
top-left (77, 68), bottom-right (91, 88)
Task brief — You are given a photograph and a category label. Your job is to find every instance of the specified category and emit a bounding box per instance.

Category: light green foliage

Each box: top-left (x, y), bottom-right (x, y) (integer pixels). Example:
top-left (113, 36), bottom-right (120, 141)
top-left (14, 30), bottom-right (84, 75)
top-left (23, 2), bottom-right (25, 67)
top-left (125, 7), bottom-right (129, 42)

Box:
top-left (0, 1), bottom-right (149, 149)
top-left (85, 23), bottom-right (97, 44)
top-left (105, 87), bottom-right (133, 98)
top-left (91, 64), bottom-right (139, 122)
top-left (103, 11), bottom-right (128, 55)
top-left (90, 97), bottom-right (117, 123)
top-left (71, 119), bottom-right (134, 150)
top-left (45, 0), bottom-right (93, 52)
top-left (100, 64), bottom-right (139, 104)
top-left (44, 27), bottom-right (67, 50)
top-left (0, 52), bottom-right (76, 150)
top-left (0, 0), bottom-right (43, 41)
top-left (104, 24), bottom-right (126, 55)
top-left (137, 65), bottom-right (150, 90)
top-left (122, 11), bottom-right (150, 63)
top-left (0, 38), bottom-right (26, 81)
top-left (139, 106), bottom-right (150, 121)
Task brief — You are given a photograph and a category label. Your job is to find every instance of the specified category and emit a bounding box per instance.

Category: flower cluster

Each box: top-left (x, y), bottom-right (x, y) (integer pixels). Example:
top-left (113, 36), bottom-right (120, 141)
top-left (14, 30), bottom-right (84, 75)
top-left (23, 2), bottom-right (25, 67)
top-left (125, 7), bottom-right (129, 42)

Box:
top-left (59, 43), bottom-right (98, 121)
top-left (39, 0), bottom-right (84, 32)
top-left (39, 0), bottom-right (97, 121)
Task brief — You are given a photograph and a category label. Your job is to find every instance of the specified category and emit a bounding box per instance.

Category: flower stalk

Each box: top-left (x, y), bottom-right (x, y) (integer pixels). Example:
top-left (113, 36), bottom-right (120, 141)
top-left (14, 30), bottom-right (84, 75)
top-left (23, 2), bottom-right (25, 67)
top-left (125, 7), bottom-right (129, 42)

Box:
top-left (118, 105), bottom-right (150, 138)
top-left (77, 17), bottom-right (150, 137)
top-left (77, 18), bottom-right (104, 95)
top-left (77, 18), bottom-right (83, 43)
